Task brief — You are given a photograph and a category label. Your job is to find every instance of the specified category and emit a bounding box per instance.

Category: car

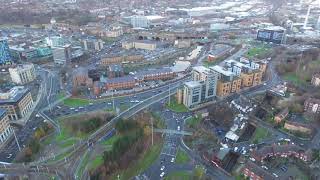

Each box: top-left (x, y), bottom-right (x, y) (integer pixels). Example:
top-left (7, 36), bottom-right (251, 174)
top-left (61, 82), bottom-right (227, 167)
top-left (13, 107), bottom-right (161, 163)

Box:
top-left (249, 157), bottom-right (256, 162)
top-left (171, 158), bottom-right (175, 163)
top-left (35, 114), bottom-right (40, 118)
top-left (89, 103), bottom-right (93, 105)
top-left (234, 147), bottom-right (238, 152)
top-left (79, 106), bottom-right (84, 109)
top-left (7, 154), bottom-right (12, 159)
top-left (160, 166), bottom-right (165, 171)
top-left (261, 165), bottom-right (268, 170)
top-left (70, 107), bottom-right (75, 110)
top-left (177, 126), bottom-right (180, 131)
top-left (160, 172), bottom-right (165, 178)
top-left (272, 173), bottom-right (279, 178)
top-left (108, 102), bottom-right (112, 105)
top-left (280, 166), bottom-right (287, 172)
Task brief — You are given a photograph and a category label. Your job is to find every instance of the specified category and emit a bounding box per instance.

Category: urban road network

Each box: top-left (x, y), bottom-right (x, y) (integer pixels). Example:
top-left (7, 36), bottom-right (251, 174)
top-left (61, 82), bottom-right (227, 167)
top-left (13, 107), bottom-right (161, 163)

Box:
top-left (0, 45), bottom-right (283, 180)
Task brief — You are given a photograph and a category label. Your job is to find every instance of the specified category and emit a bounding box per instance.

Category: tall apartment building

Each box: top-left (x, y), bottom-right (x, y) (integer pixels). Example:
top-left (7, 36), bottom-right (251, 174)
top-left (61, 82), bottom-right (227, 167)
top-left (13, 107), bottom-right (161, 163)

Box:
top-left (52, 44), bottom-right (72, 65)
top-left (225, 59), bottom-right (263, 88)
top-left (182, 66), bottom-right (218, 108)
top-left (210, 65), bottom-right (241, 97)
top-left (192, 66), bottom-right (218, 99)
top-left (0, 86), bottom-right (34, 121)
top-left (0, 39), bottom-right (13, 65)
top-left (183, 81), bottom-right (202, 108)
top-left (9, 64), bottom-right (36, 84)
top-left (0, 109), bottom-right (13, 145)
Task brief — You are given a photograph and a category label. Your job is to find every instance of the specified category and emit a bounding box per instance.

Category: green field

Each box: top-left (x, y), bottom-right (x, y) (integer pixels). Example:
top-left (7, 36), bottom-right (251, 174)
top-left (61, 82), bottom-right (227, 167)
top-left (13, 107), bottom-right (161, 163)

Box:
top-left (251, 127), bottom-right (271, 144)
top-left (166, 97), bottom-right (189, 113)
top-left (63, 98), bottom-right (92, 107)
top-left (176, 149), bottom-right (190, 164)
top-left (165, 171), bottom-right (192, 180)
top-left (246, 46), bottom-right (270, 58)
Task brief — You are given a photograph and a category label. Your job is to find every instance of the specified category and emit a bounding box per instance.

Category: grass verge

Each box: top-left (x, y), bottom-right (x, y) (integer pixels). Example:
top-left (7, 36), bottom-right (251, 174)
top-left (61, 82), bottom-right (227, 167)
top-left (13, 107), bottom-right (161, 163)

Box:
top-left (166, 97), bottom-right (188, 113)
top-left (176, 149), bottom-right (190, 164)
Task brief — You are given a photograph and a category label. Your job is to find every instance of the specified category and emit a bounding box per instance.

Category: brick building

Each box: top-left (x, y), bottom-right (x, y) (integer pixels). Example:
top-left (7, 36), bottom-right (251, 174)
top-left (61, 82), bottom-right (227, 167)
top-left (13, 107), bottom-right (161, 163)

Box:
top-left (100, 55), bottom-right (144, 65)
top-left (104, 76), bottom-right (136, 90)
top-left (135, 68), bottom-right (176, 81)
top-left (251, 145), bottom-right (312, 163)
top-left (108, 64), bottom-right (124, 78)
top-left (72, 67), bottom-right (93, 88)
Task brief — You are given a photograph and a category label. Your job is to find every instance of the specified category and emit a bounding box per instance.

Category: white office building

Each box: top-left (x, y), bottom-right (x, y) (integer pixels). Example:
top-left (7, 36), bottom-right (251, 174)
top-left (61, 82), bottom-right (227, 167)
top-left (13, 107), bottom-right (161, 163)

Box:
top-left (183, 66), bottom-right (218, 108)
top-left (9, 64), bottom-right (36, 85)
top-left (183, 81), bottom-right (202, 108)
top-left (130, 15), bottom-right (150, 28)
top-left (52, 44), bottom-right (72, 65)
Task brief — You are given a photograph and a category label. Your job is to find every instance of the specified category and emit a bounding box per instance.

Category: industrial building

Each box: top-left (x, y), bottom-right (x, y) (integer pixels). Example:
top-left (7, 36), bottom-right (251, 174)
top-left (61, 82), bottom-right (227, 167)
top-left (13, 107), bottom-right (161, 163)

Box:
top-left (9, 64), bottom-right (36, 85)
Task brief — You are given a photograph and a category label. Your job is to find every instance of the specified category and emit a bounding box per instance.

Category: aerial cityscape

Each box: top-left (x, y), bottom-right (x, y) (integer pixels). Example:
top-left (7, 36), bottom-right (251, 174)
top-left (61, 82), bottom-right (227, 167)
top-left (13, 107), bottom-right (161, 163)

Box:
top-left (0, 0), bottom-right (320, 179)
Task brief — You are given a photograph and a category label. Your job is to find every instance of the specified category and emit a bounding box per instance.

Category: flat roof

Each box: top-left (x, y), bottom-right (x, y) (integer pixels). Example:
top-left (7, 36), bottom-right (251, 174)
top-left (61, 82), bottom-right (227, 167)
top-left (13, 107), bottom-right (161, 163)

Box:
top-left (184, 81), bottom-right (202, 88)
top-left (192, 66), bottom-right (210, 73)
top-left (0, 87), bottom-right (30, 104)
top-left (210, 65), bottom-right (234, 77)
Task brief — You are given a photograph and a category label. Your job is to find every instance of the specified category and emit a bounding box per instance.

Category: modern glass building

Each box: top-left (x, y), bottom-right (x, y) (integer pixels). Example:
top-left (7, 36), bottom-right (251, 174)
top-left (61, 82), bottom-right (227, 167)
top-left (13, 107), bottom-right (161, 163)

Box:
top-left (0, 39), bottom-right (12, 65)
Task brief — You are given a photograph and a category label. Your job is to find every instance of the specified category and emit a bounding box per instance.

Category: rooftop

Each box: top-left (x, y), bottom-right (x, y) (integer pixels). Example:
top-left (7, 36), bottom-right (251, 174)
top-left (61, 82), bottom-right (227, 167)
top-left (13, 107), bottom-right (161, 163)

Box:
top-left (184, 81), bottom-right (202, 88)
top-left (0, 86), bottom-right (30, 104)
top-left (210, 65), bottom-right (235, 77)
top-left (109, 64), bottom-right (123, 72)
top-left (192, 66), bottom-right (210, 74)
top-left (104, 76), bottom-right (135, 84)
top-left (0, 108), bottom-right (6, 118)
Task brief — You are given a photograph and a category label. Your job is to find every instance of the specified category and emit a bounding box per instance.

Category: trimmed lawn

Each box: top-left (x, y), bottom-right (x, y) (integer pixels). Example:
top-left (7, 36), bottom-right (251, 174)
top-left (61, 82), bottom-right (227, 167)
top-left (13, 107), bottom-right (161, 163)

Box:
top-left (113, 142), bottom-right (164, 180)
top-left (166, 98), bottom-right (189, 113)
top-left (176, 149), bottom-right (190, 164)
top-left (63, 98), bottom-right (91, 107)
top-left (251, 127), bottom-right (271, 144)
top-left (165, 171), bottom-right (192, 180)
top-left (246, 46), bottom-right (270, 58)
